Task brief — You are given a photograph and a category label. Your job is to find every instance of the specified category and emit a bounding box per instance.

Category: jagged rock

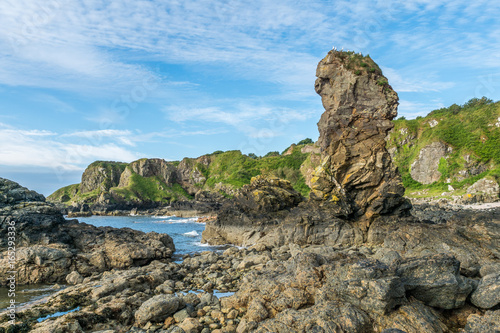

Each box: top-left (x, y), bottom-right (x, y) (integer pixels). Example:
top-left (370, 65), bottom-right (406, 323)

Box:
top-left (232, 175), bottom-right (302, 214)
top-left (66, 270), bottom-right (84, 285)
top-left (410, 141), bottom-right (448, 184)
top-left (460, 310), bottom-right (500, 333)
top-left (0, 178), bottom-right (45, 205)
top-left (396, 254), bottom-right (473, 309)
top-left (312, 50), bottom-right (409, 219)
top-left (283, 144), bottom-right (296, 156)
top-left (0, 177), bottom-right (175, 285)
top-left (324, 258), bottom-right (406, 315)
top-left (119, 158), bottom-right (178, 187)
top-left (375, 300), bottom-right (448, 333)
top-left (466, 178), bottom-right (500, 203)
top-left (80, 161), bottom-right (126, 193)
top-left (177, 155), bottom-right (211, 195)
top-left (470, 272), bottom-right (500, 309)
top-left (367, 208), bottom-right (500, 276)
top-left (203, 51), bottom-right (413, 247)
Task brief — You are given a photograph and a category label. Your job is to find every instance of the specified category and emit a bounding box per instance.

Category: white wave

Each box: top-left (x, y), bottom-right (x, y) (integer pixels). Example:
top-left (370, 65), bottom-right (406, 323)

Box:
top-left (150, 216), bottom-right (199, 223)
top-left (192, 241), bottom-right (229, 248)
top-left (183, 230), bottom-right (199, 237)
top-left (192, 241), bottom-right (214, 247)
top-left (151, 215), bottom-right (175, 219)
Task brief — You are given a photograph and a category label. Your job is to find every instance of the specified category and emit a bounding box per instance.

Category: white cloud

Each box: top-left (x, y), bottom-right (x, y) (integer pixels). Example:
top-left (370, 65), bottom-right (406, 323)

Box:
top-left (0, 126), bottom-right (140, 171)
top-left (165, 102), bottom-right (313, 139)
top-left (398, 100), bottom-right (445, 119)
top-left (382, 67), bottom-right (455, 93)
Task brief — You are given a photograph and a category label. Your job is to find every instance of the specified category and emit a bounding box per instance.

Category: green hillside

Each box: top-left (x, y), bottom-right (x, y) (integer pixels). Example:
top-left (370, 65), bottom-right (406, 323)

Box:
top-left (48, 142), bottom-right (312, 207)
top-left (387, 97), bottom-right (500, 196)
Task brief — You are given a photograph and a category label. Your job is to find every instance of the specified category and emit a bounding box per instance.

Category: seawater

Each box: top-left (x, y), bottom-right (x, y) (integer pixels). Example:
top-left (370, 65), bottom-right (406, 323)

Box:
top-left (0, 215), bottom-right (225, 311)
top-left (76, 215), bottom-right (224, 257)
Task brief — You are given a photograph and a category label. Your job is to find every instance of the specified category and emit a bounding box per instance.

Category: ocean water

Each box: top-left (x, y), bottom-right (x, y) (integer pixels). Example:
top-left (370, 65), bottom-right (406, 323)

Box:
top-left (1, 215), bottom-right (225, 311)
top-left (76, 215), bottom-right (225, 257)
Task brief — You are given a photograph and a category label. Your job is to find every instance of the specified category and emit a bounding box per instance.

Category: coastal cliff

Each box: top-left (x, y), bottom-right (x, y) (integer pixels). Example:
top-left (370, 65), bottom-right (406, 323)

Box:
top-left (48, 98), bottom-right (500, 215)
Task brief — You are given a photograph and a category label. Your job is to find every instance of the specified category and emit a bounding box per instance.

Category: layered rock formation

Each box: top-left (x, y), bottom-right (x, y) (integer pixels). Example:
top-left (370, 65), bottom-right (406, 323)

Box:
top-left (49, 156), bottom-right (224, 216)
top-left (203, 50), bottom-right (410, 246)
top-left (0, 178), bottom-right (175, 285)
top-left (311, 50), bottom-right (409, 219)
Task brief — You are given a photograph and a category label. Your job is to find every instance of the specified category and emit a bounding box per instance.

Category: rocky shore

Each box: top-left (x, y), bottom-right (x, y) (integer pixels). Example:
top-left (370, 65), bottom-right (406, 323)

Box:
top-left (1, 50), bottom-right (499, 333)
top-left (0, 178), bottom-right (175, 286)
top-left (2, 205), bottom-right (499, 332)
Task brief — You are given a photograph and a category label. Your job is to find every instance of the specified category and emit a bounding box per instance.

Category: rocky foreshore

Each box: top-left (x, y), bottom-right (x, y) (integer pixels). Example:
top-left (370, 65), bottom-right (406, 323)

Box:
top-left (0, 177), bottom-right (175, 286)
top-left (2, 214), bottom-right (499, 332)
top-left (2, 50), bottom-right (499, 333)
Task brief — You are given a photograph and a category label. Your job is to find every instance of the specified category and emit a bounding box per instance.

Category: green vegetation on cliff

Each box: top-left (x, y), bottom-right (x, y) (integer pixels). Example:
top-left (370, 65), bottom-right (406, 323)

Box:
top-left (204, 145), bottom-right (310, 196)
top-left (388, 97), bottom-right (500, 193)
top-left (48, 140), bottom-right (313, 207)
top-left (112, 172), bottom-right (192, 203)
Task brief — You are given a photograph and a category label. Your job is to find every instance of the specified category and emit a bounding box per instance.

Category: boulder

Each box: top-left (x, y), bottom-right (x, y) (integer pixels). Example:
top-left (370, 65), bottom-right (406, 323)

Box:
top-left (135, 294), bottom-right (182, 326)
top-left (396, 254), bottom-right (473, 309)
top-left (325, 259), bottom-right (406, 315)
top-left (376, 301), bottom-right (448, 333)
top-left (460, 310), bottom-right (500, 333)
top-left (466, 178), bottom-right (500, 203)
top-left (470, 272), bottom-right (500, 309)
top-left (66, 270), bottom-right (84, 285)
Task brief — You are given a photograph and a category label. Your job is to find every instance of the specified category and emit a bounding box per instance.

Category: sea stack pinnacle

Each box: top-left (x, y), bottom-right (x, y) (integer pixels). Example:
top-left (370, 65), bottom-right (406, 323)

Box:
top-left (311, 50), bottom-right (410, 219)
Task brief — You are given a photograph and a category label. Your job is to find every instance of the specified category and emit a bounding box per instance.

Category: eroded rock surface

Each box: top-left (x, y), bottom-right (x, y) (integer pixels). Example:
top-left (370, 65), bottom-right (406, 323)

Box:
top-left (410, 141), bottom-right (448, 184)
top-left (203, 51), bottom-right (411, 247)
top-left (0, 178), bottom-right (174, 285)
top-left (312, 50), bottom-right (409, 219)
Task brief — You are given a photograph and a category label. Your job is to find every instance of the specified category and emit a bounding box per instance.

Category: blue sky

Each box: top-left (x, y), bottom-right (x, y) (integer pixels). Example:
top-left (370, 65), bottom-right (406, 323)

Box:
top-left (1, 0), bottom-right (499, 195)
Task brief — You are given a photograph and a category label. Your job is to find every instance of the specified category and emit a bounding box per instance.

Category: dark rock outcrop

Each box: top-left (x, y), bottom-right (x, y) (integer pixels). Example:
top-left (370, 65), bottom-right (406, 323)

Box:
top-left (203, 50), bottom-right (410, 247)
top-left (312, 50), bottom-right (410, 219)
top-left (0, 178), bottom-right (174, 285)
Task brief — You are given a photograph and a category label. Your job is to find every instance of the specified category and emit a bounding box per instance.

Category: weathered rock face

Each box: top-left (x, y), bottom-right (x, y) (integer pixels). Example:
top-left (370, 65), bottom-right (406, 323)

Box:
top-left (230, 175), bottom-right (302, 214)
top-left (410, 141), bottom-right (448, 184)
top-left (80, 161), bottom-right (126, 194)
top-left (177, 156), bottom-right (211, 195)
top-left (0, 178), bottom-right (175, 285)
top-left (466, 177), bottom-right (500, 203)
top-left (203, 51), bottom-right (412, 247)
top-left (312, 50), bottom-right (409, 219)
top-left (119, 158), bottom-right (178, 187)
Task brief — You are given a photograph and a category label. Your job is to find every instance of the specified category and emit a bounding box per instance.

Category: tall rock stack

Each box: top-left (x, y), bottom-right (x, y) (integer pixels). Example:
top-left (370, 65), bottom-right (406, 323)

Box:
top-left (202, 50), bottom-right (411, 246)
top-left (311, 50), bottom-right (410, 220)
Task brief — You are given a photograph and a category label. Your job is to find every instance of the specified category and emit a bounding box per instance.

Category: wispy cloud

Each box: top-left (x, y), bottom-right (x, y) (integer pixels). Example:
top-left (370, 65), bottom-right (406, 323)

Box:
top-left (1, 0), bottom-right (499, 102)
top-left (398, 99), bottom-right (445, 119)
top-left (0, 126), bottom-right (140, 171)
top-left (32, 94), bottom-right (77, 113)
top-left (382, 67), bottom-right (455, 93)
top-left (165, 102), bottom-right (313, 138)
